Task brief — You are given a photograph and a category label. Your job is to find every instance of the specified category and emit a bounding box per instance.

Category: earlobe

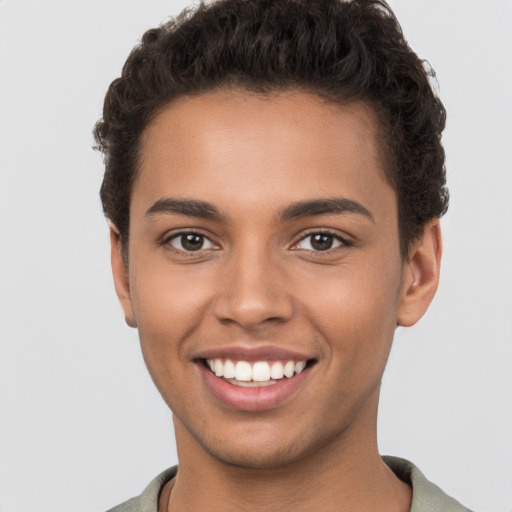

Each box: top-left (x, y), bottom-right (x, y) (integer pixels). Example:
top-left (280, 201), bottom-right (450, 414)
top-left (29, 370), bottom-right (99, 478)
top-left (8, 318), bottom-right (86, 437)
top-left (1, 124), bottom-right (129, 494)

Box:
top-left (109, 224), bottom-right (137, 328)
top-left (396, 220), bottom-right (443, 327)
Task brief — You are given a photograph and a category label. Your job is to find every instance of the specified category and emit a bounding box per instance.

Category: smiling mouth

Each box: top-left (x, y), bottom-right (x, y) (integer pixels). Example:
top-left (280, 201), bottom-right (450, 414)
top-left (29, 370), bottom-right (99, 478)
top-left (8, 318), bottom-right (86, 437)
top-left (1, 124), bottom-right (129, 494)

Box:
top-left (201, 358), bottom-right (317, 387)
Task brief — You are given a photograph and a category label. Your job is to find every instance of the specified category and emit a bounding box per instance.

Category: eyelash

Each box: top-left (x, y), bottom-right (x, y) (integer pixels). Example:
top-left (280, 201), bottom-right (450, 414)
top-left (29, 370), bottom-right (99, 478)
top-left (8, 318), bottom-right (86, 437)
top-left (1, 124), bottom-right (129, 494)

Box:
top-left (293, 230), bottom-right (352, 252)
top-left (162, 230), bottom-right (220, 255)
top-left (161, 229), bottom-right (352, 255)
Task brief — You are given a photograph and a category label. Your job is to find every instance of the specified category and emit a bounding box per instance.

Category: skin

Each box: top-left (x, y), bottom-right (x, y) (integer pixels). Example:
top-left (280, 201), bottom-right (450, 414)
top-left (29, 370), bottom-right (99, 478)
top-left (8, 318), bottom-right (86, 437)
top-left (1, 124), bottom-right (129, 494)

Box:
top-left (111, 90), bottom-right (442, 511)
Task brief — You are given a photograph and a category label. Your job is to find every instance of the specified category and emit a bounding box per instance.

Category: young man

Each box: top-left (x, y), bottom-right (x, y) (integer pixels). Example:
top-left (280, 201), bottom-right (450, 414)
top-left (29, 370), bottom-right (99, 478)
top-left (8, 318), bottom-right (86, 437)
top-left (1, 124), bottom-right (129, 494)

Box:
top-left (94, 0), bottom-right (472, 510)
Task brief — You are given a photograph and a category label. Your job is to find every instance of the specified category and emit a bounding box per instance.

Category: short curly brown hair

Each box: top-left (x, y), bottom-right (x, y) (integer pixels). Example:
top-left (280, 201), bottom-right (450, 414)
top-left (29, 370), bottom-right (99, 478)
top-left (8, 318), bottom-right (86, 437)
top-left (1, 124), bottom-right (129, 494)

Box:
top-left (94, 0), bottom-right (448, 259)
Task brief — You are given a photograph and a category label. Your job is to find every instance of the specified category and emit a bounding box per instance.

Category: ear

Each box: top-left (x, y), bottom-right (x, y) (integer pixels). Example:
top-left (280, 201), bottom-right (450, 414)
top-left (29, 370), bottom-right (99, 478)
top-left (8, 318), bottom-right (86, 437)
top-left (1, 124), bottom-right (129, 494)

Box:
top-left (396, 220), bottom-right (443, 327)
top-left (110, 224), bottom-right (137, 328)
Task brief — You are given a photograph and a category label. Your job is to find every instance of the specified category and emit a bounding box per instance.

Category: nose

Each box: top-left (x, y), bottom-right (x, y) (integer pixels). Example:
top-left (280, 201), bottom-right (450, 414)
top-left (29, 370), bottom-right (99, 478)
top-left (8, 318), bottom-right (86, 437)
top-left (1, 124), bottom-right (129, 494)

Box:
top-left (213, 247), bottom-right (294, 330)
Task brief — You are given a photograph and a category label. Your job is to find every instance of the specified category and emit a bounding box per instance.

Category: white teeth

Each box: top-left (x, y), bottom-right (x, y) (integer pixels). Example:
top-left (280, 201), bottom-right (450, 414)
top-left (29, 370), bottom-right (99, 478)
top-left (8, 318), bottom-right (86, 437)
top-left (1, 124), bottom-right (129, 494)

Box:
top-left (252, 361), bottom-right (271, 382)
top-left (283, 361), bottom-right (295, 378)
top-left (234, 361), bottom-right (252, 381)
top-left (295, 361), bottom-right (307, 374)
top-left (223, 359), bottom-right (236, 379)
top-left (270, 361), bottom-right (284, 379)
top-left (206, 358), bottom-right (309, 383)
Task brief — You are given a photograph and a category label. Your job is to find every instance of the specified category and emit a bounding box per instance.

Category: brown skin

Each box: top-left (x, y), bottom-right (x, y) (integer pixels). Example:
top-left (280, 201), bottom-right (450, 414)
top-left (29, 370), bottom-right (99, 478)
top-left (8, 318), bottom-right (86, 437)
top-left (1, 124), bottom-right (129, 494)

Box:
top-left (111, 91), bottom-right (442, 511)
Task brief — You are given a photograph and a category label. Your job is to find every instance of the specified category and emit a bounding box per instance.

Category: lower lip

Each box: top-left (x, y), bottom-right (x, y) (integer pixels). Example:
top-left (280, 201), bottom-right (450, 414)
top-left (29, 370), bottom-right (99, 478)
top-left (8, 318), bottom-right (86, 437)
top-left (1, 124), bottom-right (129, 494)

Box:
top-left (198, 363), bottom-right (311, 411)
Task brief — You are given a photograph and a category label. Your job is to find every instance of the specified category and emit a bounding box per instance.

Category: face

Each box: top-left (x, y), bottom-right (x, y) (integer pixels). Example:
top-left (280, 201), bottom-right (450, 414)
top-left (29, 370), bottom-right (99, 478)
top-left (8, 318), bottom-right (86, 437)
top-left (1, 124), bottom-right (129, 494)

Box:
top-left (112, 90), bottom-right (437, 469)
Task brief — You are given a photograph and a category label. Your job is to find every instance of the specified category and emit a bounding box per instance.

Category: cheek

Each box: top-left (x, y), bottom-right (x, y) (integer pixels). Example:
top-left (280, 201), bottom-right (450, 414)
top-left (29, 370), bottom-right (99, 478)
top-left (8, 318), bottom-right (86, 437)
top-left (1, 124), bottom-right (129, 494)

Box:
top-left (300, 255), bottom-right (402, 371)
top-left (131, 254), bottom-right (214, 329)
top-left (129, 260), bottom-right (215, 383)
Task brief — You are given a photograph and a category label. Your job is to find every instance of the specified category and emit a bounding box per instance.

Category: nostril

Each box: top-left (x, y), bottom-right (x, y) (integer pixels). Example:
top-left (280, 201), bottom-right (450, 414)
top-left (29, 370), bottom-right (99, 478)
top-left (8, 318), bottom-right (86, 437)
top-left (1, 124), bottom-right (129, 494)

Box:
top-left (212, 277), bottom-right (294, 329)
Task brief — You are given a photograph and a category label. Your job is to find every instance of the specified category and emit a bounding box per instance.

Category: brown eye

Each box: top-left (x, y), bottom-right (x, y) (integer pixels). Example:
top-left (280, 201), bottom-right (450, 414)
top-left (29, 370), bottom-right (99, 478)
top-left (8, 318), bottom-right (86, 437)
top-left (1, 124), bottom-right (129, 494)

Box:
top-left (181, 234), bottom-right (204, 251)
top-left (310, 234), bottom-right (334, 251)
top-left (295, 232), bottom-right (345, 252)
top-left (168, 233), bottom-right (217, 252)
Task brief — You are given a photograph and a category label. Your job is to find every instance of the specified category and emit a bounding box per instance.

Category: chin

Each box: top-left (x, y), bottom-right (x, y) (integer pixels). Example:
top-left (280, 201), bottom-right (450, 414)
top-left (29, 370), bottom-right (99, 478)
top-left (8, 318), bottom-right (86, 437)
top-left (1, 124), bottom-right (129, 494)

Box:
top-left (192, 423), bottom-right (329, 471)
top-left (204, 443), bottom-right (304, 470)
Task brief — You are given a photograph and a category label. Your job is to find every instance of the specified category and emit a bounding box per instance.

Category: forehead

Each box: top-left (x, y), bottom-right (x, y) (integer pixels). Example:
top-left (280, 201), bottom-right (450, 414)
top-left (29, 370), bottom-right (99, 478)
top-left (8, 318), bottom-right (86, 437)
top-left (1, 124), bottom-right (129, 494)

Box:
top-left (134, 90), bottom-right (395, 222)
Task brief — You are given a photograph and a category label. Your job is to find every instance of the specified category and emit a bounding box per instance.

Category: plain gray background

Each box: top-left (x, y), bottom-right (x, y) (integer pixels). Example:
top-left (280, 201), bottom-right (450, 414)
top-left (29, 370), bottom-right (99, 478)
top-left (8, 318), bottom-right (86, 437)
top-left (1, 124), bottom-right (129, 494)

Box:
top-left (0, 0), bottom-right (511, 510)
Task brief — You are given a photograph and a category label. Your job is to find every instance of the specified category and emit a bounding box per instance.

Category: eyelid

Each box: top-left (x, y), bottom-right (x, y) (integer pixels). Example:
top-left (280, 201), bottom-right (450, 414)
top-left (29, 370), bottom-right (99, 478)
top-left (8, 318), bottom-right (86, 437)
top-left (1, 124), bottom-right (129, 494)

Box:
top-left (159, 227), bottom-right (352, 254)
top-left (292, 229), bottom-right (352, 251)
top-left (161, 229), bottom-right (221, 253)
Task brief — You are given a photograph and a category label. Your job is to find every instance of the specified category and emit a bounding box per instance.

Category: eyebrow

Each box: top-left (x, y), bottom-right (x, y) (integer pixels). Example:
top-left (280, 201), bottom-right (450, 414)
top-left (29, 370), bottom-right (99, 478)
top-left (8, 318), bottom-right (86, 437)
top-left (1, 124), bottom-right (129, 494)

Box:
top-left (145, 196), bottom-right (374, 224)
top-left (279, 198), bottom-right (375, 223)
top-left (145, 198), bottom-right (224, 221)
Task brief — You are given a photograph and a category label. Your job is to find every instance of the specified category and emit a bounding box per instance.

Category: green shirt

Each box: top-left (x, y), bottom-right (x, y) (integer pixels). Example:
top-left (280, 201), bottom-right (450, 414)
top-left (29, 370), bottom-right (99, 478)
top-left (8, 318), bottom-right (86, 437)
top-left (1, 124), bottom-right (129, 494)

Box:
top-left (107, 456), bottom-right (473, 512)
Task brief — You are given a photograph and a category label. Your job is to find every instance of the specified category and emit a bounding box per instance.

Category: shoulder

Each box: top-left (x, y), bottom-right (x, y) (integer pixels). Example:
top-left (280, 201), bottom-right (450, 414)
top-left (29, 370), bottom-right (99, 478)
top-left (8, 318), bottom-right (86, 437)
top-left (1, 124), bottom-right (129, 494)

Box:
top-left (107, 496), bottom-right (139, 512)
top-left (106, 466), bottom-right (178, 512)
top-left (383, 456), bottom-right (474, 512)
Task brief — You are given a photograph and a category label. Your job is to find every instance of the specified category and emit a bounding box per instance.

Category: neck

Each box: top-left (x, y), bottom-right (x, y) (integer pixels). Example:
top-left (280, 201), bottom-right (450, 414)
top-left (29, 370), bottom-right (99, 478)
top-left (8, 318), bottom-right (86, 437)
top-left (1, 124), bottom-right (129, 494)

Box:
top-left (166, 397), bottom-right (411, 512)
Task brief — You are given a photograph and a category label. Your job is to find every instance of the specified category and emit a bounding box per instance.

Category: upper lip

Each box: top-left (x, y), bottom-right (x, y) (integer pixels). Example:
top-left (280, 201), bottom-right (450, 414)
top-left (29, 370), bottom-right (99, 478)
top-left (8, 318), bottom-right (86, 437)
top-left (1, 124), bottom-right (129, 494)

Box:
top-left (193, 345), bottom-right (316, 362)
